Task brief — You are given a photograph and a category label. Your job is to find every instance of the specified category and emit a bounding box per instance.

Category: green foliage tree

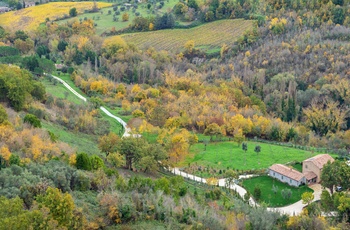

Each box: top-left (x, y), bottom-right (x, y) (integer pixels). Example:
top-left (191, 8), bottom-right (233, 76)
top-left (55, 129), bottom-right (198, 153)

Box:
top-left (90, 155), bottom-right (104, 170)
top-left (321, 160), bottom-right (350, 194)
top-left (0, 64), bottom-right (34, 111)
top-left (118, 137), bottom-right (147, 170)
top-left (253, 186), bottom-right (261, 201)
top-left (302, 192), bottom-right (314, 205)
top-left (320, 190), bottom-right (334, 212)
top-left (69, 7), bottom-right (77, 17)
top-left (23, 114), bottom-right (41, 128)
top-left (224, 169), bottom-right (238, 189)
top-left (254, 145), bottom-right (261, 155)
top-left (0, 104), bottom-right (7, 124)
top-left (76, 152), bottom-right (92, 171)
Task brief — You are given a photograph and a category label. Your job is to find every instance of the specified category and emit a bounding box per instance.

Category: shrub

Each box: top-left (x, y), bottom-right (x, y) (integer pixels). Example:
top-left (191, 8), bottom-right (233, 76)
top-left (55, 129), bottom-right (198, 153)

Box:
top-left (254, 186), bottom-right (261, 201)
top-left (76, 152), bottom-right (92, 171)
top-left (90, 155), bottom-right (104, 170)
top-left (23, 114), bottom-right (41, 128)
top-left (69, 7), bottom-right (77, 17)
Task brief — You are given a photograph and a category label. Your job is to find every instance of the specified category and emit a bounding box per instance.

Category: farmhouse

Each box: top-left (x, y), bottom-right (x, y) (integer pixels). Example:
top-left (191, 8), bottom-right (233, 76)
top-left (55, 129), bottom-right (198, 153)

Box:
top-left (0, 7), bottom-right (10, 13)
top-left (302, 154), bottom-right (334, 183)
top-left (269, 164), bottom-right (305, 187)
top-left (268, 154), bottom-right (335, 186)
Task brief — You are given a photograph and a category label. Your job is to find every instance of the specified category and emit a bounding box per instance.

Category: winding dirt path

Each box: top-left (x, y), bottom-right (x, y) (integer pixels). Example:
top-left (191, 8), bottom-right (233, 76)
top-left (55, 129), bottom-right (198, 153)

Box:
top-left (48, 74), bottom-right (137, 137)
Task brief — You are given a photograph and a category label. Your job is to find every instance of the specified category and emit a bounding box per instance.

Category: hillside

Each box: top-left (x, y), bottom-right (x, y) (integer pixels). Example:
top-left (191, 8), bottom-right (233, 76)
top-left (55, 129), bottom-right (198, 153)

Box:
top-left (0, 2), bottom-right (112, 31)
top-left (1, 0), bottom-right (350, 229)
top-left (120, 19), bottom-right (254, 52)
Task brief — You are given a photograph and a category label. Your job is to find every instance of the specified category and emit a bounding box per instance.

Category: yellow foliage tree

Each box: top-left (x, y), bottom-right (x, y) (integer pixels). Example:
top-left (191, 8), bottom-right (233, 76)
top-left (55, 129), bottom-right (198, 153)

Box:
top-left (122, 12), bottom-right (129, 22)
top-left (206, 177), bottom-right (218, 186)
top-left (184, 40), bottom-right (195, 53)
top-left (149, 23), bottom-right (154, 30)
top-left (0, 146), bottom-right (11, 165)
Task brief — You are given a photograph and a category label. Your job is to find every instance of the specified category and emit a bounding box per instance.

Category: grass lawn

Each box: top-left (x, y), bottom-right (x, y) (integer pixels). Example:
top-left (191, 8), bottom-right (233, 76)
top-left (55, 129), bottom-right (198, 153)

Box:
top-left (57, 0), bottom-right (178, 35)
top-left (291, 162), bottom-right (303, 172)
top-left (107, 106), bottom-right (133, 123)
top-left (41, 76), bottom-right (84, 105)
top-left (242, 175), bottom-right (313, 207)
top-left (42, 121), bottom-right (100, 155)
top-left (182, 141), bottom-right (317, 171)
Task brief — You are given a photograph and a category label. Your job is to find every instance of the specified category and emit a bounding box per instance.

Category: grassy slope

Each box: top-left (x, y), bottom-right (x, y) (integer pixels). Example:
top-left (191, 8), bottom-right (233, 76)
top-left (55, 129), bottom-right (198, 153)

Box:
top-left (0, 2), bottom-right (112, 31)
top-left (242, 175), bottom-right (313, 207)
top-left (42, 121), bottom-right (100, 155)
top-left (182, 141), bottom-right (317, 171)
top-left (41, 73), bottom-right (127, 154)
top-left (121, 19), bottom-right (254, 51)
top-left (57, 0), bottom-right (178, 35)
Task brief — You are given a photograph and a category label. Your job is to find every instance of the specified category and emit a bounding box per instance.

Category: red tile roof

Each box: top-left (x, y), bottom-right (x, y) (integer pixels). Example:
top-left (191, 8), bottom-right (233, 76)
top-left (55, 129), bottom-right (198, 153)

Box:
top-left (304, 171), bottom-right (317, 180)
top-left (303, 154), bottom-right (334, 169)
top-left (269, 164), bottom-right (304, 181)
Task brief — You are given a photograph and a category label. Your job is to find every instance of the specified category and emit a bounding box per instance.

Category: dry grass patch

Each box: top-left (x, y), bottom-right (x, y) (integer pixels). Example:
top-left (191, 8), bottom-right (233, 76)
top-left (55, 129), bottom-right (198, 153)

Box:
top-left (0, 2), bottom-right (112, 31)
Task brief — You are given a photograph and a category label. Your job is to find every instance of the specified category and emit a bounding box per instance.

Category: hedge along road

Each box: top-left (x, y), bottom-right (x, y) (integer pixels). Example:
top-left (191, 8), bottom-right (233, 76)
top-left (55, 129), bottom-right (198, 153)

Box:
top-left (49, 74), bottom-right (321, 216)
top-left (47, 74), bottom-right (140, 137)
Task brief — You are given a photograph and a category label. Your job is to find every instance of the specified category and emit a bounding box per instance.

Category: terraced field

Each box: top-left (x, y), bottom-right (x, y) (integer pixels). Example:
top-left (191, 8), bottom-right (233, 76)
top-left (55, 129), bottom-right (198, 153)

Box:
top-left (0, 2), bottom-right (112, 31)
top-left (120, 19), bottom-right (254, 51)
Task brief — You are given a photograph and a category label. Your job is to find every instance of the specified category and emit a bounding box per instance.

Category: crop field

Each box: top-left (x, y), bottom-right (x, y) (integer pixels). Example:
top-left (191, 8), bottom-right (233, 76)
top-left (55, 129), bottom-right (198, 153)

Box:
top-left (0, 2), bottom-right (112, 31)
top-left (121, 19), bottom-right (254, 52)
top-left (58, 0), bottom-right (178, 35)
top-left (182, 141), bottom-right (322, 171)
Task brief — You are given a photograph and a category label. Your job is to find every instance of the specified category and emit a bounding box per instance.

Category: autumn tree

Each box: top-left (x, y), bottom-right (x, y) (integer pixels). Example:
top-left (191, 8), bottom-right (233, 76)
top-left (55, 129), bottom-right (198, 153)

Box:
top-left (204, 123), bottom-right (222, 141)
top-left (36, 187), bottom-right (85, 228)
top-left (122, 12), bottom-right (129, 22)
top-left (98, 132), bottom-right (120, 156)
top-left (233, 128), bottom-right (245, 147)
top-left (303, 99), bottom-right (347, 136)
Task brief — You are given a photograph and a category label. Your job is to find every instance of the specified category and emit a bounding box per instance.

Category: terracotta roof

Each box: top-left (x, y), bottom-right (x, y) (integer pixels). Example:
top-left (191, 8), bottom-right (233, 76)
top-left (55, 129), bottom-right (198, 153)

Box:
top-left (303, 154), bottom-right (334, 169)
top-left (304, 171), bottom-right (317, 180)
top-left (269, 164), bottom-right (304, 181)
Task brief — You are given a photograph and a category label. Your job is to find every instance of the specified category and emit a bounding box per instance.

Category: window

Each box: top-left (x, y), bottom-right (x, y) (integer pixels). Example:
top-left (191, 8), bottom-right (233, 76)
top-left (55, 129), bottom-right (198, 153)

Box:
top-left (305, 165), bottom-right (308, 169)
top-left (290, 179), bottom-right (292, 183)
top-left (281, 176), bottom-right (284, 179)
top-left (273, 172), bottom-right (275, 176)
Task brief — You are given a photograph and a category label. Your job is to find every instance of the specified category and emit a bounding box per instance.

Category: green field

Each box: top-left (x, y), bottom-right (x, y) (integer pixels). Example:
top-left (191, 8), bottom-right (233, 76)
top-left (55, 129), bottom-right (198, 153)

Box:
top-left (121, 19), bottom-right (254, 52)
top-left (182, 141), bottom-right (318, 171)
top-left (42, 121), bottom-right (100, 155)
top-left (41, 76), bottom-right (84, 105)
top-left (242, 176), bottom-right (313, 207)
top-left (57, 0), bottom-right (178, 35)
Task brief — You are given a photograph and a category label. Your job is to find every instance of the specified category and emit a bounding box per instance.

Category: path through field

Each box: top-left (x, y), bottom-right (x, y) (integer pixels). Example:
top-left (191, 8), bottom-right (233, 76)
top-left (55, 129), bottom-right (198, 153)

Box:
top-left (48, 74), bottom-right (138, 137)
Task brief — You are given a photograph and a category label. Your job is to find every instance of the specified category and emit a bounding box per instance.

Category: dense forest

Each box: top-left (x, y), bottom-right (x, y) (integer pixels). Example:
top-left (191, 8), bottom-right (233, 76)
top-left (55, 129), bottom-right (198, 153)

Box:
top-left (0, 0), bottom-right (350, 229)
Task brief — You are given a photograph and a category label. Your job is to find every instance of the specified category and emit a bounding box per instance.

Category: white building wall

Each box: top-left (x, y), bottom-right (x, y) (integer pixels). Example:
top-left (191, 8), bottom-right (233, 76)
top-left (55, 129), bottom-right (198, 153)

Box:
top-left (268, 169), bottom-right (303, 187)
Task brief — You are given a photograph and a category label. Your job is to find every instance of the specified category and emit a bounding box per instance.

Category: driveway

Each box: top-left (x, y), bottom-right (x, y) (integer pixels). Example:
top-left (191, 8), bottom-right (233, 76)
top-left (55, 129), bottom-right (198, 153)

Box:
top-left (267, 184), bottom-right (323, 216)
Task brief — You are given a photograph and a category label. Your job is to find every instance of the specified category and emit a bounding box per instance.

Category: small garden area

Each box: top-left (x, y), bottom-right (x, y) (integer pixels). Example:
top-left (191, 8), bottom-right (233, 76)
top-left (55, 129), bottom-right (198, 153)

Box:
top-left (242, 175), bottom-right (313, 207)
